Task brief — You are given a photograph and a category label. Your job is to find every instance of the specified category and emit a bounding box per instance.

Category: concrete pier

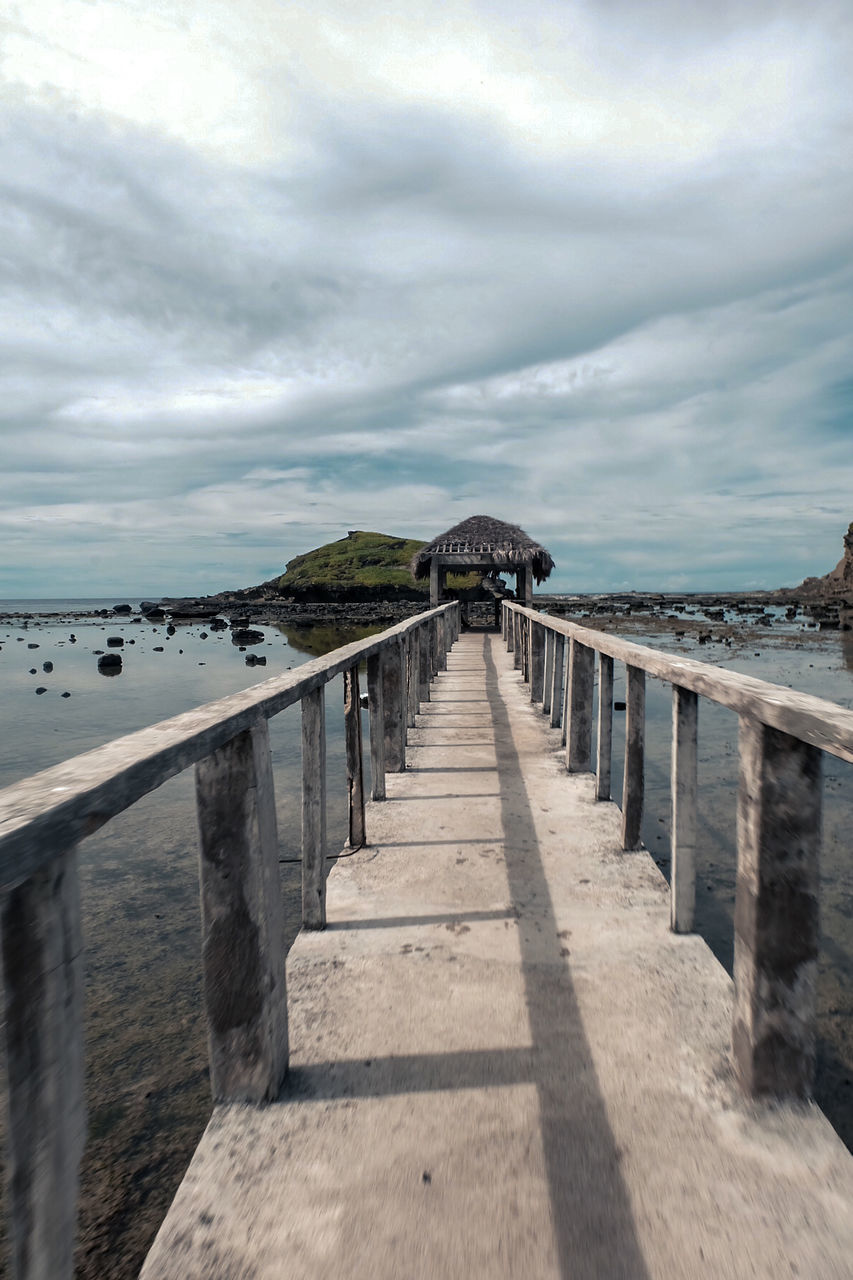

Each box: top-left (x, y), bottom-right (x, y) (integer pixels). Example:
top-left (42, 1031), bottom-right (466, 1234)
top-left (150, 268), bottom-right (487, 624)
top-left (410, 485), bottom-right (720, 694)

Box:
top-left (142, 633), bottom-right (853, 1279)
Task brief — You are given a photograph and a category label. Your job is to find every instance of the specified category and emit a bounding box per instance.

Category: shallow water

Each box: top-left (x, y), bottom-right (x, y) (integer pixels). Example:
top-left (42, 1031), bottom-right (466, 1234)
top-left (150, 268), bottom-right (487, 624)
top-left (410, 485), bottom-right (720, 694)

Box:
top-left (0, 607), bottom-right (377, 1278)
top-left (1, 604), bottom-right (852, 1275)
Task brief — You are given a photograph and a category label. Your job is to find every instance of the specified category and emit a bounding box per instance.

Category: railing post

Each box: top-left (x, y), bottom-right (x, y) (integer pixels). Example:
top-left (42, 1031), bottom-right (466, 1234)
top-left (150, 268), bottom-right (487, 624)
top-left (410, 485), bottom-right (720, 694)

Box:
top-left (502, 604), bottom-right (509, 644)
top-left (671, 686), bottom-right (698, 932)
top-left (430, 617), bottom-right (439, 678)
top-left (732, 718), bottom-right (822, 1098)
top-left (566, 639), bottom-right (595, 772)
top-left (367, 651), bottom-right (386, 800)
top-left (195, 719), bottom-right (289, 1099)
top-left (1, 848), bottom-right (86, 1280)
top-left (383, 637), bottom-right (406, 772)
top-left (406, 633), bottom-right (418, 729)
top-left (302, 689), bottom-right (327, 930)
top-left (418, 622), bottom-right (431, 704)
top-left (621, 665), bottom-right (645, 850)
top-left (542, 628), bottom-right (554, 715)
top-left (596, 653), bottom-right (614, 800)
top-left (560, 637), bottom-right (572, 747)
top-left (530, 621), bottom-right (545, 702)
top-left (512, 611), bottom-right (522, 668)
top-left (344, 667), bottom-right (366, 850)
top-left (522, 617), bottom-right (530, 682)
top-left (550, 634), bottom-right (565, 729)
top-left (436, 614), bottom-right (447, 671)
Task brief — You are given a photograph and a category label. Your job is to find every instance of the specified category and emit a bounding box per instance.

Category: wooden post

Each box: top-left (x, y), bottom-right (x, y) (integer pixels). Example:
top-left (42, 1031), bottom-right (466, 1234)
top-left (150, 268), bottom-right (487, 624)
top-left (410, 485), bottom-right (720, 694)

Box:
top-left (513, 611), bottom-right (522, 668)
top-left (436, 614), bottom-right (447, 671)
top-left (596, 653), bottom-right (614, 800)
top-left (1, 849), bottom-right (86, 1280)
top-left (367, 651), bottom-right (386, 800)
top-left (530, 621), bottom-right (545, 702)
top-left (418, 623), bottom-right (431, 704)
top-left (542, 629), bottom-right (554, 716)
top-left (566, 640), bottom-right (595, 772)
top-left (383, 638), bottom-right (406, 772)
top-left (344, 667), bottom-right (366, 850)
top-left (301, 689), bottom-right (327, 930)
top-left (548, 632), bottom-right (560, 727)
top-left (671, 686), bottom-right (698, 932)
top-left (430, 557), bottom-right (440, 606)
top-left (621, 666), bottom-right (645, 850)
top-left (430, 617), bottom-right (440, 678)
top-left (560, 637), bottom-right (572, 747)
top-left (195, 719), bottom-right (289, 1099)
top-left (732, 718), bottom-right (822, 1098)
top-left (406, 634), bottom-right (418, 728)
top-left (502, 604), bottom-right (509, 644)
top-left (522, 617), bottom-right (530, 683)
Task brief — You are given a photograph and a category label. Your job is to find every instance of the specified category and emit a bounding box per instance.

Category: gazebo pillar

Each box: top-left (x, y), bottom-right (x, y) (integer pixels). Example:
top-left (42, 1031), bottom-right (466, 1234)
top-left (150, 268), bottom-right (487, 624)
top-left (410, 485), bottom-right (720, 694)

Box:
top-left (430, 558), bottom-right (446, 606)
top-left (516, 567), bottom-right (532, 605)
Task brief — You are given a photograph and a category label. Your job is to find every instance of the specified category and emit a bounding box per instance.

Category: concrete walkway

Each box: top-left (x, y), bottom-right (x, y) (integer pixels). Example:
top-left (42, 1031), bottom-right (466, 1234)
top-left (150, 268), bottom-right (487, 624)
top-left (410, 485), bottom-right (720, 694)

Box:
top-left (142, 633), bottom-right (853, 1279)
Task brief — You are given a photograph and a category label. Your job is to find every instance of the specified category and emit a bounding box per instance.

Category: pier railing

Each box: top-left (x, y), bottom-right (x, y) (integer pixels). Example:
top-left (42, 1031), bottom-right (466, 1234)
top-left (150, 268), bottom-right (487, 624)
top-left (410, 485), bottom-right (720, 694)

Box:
top-left (0, 601), bottom-right (459, 1280)
top-left (503, 601), bottom-right (853, 1107)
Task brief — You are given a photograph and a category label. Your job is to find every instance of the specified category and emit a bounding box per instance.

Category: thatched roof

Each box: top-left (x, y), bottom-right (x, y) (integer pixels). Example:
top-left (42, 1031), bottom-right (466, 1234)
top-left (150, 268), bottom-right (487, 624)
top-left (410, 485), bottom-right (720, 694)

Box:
top-left (411, 515), bottom-right (555, 584)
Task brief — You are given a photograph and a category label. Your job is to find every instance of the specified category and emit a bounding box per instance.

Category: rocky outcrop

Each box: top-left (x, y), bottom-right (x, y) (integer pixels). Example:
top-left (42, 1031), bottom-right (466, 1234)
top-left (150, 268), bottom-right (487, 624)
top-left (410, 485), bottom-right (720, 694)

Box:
top-left (789, 523), bottom-right (853, 600)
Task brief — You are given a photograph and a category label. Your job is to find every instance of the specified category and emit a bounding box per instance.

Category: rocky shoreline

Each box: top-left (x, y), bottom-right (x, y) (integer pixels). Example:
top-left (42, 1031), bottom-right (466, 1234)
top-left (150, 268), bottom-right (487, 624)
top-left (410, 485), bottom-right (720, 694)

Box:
top-left (3, 589), bottom-right (851, 639)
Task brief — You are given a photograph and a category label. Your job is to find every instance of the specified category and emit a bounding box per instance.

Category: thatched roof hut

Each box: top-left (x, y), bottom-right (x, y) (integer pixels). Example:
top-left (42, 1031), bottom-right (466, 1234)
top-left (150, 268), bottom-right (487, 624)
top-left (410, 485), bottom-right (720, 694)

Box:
top-left (411, 515), bottom-right (554, 605)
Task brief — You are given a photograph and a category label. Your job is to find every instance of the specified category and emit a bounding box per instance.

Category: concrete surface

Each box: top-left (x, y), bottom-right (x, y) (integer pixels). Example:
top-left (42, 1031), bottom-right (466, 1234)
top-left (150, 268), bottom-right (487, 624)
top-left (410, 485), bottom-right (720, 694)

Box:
top-left (141, 633), bottom-right (853, 1279)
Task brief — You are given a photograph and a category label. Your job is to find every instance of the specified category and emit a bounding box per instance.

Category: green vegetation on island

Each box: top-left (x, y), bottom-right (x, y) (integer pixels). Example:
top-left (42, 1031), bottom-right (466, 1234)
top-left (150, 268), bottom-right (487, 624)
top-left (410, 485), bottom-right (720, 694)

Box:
top-left (264, 529), bottom-right (480, 601)
top-left (267, 530), bottom-right (428, 600)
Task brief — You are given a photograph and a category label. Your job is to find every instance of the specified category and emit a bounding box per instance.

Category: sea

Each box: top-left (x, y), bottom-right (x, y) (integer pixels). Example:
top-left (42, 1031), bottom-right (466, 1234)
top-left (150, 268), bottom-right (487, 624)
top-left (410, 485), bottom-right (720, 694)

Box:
top-left (1, 597), bottom-right (852, 1278)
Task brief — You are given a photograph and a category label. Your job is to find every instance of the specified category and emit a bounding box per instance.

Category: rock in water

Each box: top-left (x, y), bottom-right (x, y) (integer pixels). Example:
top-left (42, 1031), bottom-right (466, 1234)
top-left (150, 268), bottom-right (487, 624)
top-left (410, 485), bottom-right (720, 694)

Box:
top-left (98, 653), bottom-right (123, 675)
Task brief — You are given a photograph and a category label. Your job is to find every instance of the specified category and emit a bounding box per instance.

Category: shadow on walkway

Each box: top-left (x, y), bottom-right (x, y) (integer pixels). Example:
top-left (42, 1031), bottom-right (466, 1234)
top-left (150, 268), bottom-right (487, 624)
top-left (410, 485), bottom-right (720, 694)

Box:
top-left (283, 634), bottom-right (650, 1278)
top-left (481, 634), bottom-right (650, 1279)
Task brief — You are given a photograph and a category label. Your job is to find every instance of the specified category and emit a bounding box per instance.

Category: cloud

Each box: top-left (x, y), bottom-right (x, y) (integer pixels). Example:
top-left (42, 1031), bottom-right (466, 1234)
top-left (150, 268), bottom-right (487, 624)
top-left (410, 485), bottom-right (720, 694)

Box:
top-left (1, 0), bottom-right (852, 594)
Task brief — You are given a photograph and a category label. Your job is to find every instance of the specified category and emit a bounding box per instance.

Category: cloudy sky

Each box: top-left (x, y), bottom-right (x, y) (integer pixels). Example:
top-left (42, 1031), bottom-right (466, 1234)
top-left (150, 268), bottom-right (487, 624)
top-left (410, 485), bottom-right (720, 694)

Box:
top-left (2, 0), bottom-right (852, 597)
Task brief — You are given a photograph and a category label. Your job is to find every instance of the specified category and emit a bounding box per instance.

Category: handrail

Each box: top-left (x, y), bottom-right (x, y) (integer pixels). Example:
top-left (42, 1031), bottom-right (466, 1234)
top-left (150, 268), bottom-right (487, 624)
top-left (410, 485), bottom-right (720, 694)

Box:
top-left (505, 604), bottom-right (853, 763)
top-left (0, 605), bottom-right (457, 888)
top-left (0, 601), bottom-right (460, 1280)
top-left (503, 599), bottom-right (844, 1108)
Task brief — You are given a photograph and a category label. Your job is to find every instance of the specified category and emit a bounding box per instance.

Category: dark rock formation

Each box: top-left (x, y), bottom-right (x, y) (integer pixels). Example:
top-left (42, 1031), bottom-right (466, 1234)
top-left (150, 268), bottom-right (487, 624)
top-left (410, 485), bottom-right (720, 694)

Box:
top-left (787, 523), bottom-right (853, 600)
top-left (97, 654), bottom-right (122, 675)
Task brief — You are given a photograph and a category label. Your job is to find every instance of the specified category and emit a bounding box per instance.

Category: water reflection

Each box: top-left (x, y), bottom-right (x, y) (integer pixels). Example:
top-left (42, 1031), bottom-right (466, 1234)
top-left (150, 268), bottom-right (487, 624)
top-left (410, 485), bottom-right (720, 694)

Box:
top-left (842, 629), bottom-right (853, 672)
top-left (273, 620), bottom-right (385, 657)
